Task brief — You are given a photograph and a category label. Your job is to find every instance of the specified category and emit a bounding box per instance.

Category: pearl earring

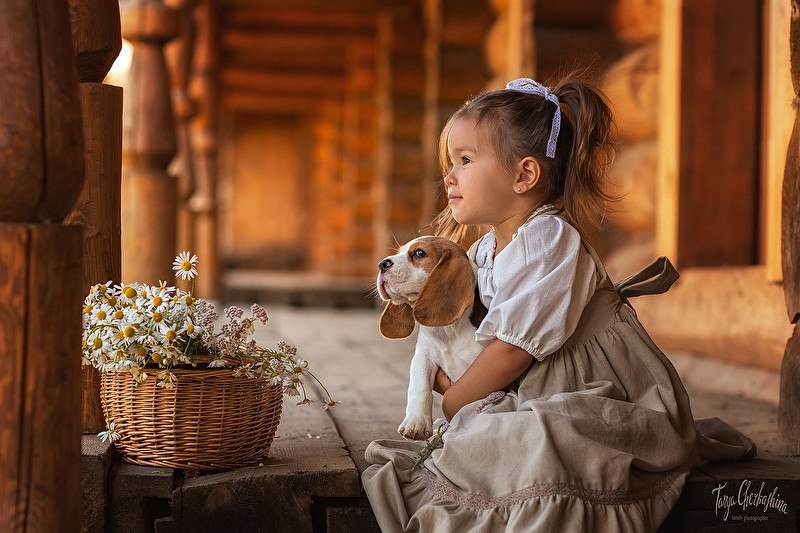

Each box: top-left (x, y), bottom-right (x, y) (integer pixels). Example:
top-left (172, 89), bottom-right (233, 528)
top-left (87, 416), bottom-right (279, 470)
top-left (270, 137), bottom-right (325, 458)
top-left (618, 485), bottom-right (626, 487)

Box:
top-left (515, 187), bottom-right (521, 193)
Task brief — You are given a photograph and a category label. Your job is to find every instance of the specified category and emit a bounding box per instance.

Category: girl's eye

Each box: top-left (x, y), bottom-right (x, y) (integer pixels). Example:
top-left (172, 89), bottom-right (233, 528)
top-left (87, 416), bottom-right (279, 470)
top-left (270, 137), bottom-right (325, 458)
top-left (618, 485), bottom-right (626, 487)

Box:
top-left (461, 156), bottom-right (471, 165)
top-left (412, 249), bottom-right (427, 259)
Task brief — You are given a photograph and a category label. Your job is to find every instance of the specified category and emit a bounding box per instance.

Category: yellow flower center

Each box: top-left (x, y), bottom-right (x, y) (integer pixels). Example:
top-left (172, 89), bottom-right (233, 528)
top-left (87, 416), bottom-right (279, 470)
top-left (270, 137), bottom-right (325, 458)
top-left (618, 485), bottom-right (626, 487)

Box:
top-left (185, 296), bottom-right (194, 306)
top-left (92, 337), bottom-right (103, 349)
top-left (181, 260), bottom-right (192, 272)
top-left (152, 296), bottom-right (162, 307)
top-left (187, 324), bottom-right (195, 334)
top-left (84, 305), bottom-right (93, 314)
top-left (140, 290), bottom-right (147, 298)
top-left (123, 325), bottom-right (136, 338)
top-left (123, 287), bottom-right (136, 299)
top-left (151, 352), bottom-right (162, 363)
top-left (107, 296), bottom-right (117, 306)
top-left (114, 310), bottom-right (124, 319)
top-left (96, 310), bottom-right (107, 320)
top-left (152, 312), bottom-right (163, 322)
top-left (136, 346), bottom-right (147, 357)
top-left (165, 330), bottom-right (177, 341)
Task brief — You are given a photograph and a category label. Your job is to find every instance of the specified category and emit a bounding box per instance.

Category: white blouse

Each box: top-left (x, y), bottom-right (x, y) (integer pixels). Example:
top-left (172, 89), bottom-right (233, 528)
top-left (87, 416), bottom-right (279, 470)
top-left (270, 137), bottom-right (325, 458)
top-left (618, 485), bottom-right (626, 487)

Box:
top-left (471, 207), bottom-right (598, 361)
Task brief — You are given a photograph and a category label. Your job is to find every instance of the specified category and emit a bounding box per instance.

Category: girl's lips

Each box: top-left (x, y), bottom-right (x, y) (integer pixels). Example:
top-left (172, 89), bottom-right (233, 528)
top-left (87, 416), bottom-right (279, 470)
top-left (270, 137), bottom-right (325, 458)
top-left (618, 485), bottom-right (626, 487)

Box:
top-left (448, 196), bottom-right (462, 204)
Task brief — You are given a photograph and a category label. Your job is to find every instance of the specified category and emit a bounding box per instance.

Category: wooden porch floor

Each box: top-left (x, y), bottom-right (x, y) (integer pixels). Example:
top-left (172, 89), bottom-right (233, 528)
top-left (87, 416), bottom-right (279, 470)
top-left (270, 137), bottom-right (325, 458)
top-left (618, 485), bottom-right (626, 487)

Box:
top-left (83, 300), bottom-right (800, 532)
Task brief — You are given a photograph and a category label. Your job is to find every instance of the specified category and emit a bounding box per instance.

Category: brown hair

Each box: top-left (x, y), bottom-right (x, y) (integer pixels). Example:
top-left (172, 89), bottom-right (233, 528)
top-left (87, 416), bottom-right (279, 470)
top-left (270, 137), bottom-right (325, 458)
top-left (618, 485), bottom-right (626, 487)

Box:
top-left (432, 70), bottom-right (618, 243)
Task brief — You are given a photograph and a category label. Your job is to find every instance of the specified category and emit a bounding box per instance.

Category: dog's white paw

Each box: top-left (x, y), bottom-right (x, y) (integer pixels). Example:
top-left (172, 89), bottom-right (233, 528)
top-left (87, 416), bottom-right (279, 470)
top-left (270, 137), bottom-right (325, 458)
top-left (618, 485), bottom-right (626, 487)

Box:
top-left (398, 416), bottom-right (432, 441)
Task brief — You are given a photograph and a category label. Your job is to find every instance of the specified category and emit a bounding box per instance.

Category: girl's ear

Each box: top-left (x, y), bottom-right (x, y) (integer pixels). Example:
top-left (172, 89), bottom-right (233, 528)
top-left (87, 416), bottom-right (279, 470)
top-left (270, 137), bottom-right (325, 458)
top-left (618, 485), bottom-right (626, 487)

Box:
top-left (514, 156), bottom-right (541, 193)
top-left (413, 249), bottom-right (474, 327)
top-left (379, 302), bottom-right (416, 339)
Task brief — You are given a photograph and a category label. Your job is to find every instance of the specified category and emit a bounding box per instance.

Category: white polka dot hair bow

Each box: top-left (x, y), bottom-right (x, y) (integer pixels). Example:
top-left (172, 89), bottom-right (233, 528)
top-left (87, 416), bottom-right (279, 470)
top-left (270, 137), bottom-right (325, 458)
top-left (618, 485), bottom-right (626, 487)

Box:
top-left (505, 78), bottom-right (561, 158)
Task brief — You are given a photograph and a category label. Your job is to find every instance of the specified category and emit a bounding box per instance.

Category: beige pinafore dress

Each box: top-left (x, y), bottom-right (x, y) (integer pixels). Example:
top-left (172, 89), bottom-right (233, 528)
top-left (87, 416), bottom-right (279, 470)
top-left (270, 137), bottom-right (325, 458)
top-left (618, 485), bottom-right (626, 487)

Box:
top-left (362, 240), bottom-right (755, 532)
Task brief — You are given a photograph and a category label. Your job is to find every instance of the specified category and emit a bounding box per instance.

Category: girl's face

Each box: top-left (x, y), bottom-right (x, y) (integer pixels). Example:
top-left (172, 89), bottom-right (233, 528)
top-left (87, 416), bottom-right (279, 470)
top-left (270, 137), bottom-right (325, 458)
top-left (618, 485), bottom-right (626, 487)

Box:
top-left (443, 117), bottom-right (517, 228)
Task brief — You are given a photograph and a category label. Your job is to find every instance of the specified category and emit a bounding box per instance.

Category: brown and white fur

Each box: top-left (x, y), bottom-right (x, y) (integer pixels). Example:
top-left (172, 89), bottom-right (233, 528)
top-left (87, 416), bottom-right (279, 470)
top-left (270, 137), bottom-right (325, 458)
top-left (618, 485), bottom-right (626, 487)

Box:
top-left (377, 236), bottom-right (483, 440)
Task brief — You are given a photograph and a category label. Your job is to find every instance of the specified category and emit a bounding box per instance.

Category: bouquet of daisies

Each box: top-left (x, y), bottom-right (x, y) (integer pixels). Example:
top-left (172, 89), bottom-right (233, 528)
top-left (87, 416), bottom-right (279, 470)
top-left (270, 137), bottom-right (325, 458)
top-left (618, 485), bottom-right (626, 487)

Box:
top-left (82, 251), bottom-right (337, 410)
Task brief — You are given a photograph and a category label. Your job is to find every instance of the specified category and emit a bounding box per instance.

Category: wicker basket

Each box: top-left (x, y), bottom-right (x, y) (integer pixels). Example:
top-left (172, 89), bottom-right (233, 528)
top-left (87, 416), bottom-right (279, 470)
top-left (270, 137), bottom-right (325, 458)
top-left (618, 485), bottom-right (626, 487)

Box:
top-left (100, 367), bottom-right (283, 470)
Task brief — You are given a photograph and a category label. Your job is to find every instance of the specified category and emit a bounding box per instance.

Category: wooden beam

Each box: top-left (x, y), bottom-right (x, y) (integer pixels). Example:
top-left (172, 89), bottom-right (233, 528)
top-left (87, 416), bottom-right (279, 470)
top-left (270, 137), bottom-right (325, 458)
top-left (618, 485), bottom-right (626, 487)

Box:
top-left (221, 7), bottom-right (376, 33)
top-left (214, 0), bottom-right (387, 9)
top-left (220, 91), bottom-right (322, 113)
top-left (218, 68), bottom-right (345, 95)
top-left (220, 29), bottom-right (374, 57)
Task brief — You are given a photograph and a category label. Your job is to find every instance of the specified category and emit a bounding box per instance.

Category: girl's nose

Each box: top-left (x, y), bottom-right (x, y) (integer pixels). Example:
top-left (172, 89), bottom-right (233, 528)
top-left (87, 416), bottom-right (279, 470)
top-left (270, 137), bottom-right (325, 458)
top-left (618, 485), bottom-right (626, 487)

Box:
top-left (443, 170), bottom-right (455, 187)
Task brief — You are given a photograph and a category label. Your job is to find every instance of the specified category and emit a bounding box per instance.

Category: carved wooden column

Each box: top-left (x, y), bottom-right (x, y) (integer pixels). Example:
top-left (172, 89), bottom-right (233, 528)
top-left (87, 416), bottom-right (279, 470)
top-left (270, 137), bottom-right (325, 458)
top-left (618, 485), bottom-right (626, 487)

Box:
top-left (779, 0), bottom-right (800, 453)
top-left (120, 0), bottom-right (180, 283)
top-left (165, 0), bottom-right (198, 279)
top-left (65, 0), bottom-right (123, 434)
top-left (188, 0), bottom-right (220, 297)
top-left (0, 2), bottom-right (84, 530)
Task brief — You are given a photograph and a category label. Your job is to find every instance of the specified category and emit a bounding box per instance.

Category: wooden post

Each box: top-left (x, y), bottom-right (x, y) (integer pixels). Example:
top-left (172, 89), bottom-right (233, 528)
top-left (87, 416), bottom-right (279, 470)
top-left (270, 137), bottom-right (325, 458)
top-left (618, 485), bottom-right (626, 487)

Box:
top-left (0, 1), bottom-right (84, 530)
top-left (778, 0), bottom-right (800, 453)
top-left (422, 0), bottom-right (441, 229)
top-left (763, 0), bottom-right (794, 281)
top-left (65, 0), bottom-right (123, 434)
top-left (165, 0), bottom-right (198, 285)
top-left (188, 0), bottom-right (220, 297)
top-left (120, 0), bottom-right (180, 284)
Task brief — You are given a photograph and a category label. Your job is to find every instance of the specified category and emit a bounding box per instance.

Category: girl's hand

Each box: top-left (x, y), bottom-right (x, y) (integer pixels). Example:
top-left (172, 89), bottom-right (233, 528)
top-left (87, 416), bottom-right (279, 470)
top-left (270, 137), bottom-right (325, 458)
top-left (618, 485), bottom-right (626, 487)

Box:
top-left (433, 368), bottom-right (452, 395)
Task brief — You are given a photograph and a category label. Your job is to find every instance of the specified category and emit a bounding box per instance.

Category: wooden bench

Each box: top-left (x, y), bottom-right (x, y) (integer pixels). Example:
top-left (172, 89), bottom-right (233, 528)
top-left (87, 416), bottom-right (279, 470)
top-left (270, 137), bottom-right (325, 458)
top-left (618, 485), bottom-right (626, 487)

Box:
top-left (80, 306), bottom-right (800, 531)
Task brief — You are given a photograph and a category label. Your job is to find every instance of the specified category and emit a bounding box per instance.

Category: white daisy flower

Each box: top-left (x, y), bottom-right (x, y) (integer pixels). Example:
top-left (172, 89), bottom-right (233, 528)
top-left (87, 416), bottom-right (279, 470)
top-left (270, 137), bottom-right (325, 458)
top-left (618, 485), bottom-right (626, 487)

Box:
top-left (172, 251), bottom-right (198, 280)
top-left (98, 422), bottom-right (121, 443)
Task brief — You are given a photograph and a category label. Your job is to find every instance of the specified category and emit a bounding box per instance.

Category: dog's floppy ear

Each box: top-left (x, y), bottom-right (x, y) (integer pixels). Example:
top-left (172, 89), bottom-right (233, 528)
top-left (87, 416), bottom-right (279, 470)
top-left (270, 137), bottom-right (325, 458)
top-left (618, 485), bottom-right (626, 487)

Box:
top-left (379, 301), bottom-right (416, 339)
top-left (413, 248), bottom-right (474, 327)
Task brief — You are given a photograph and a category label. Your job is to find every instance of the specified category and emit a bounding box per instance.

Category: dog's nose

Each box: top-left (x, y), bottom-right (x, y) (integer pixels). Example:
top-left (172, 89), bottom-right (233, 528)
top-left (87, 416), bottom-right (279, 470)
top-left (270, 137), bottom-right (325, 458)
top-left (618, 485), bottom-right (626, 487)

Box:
top-left (379, 258), bottom-right (393, 272)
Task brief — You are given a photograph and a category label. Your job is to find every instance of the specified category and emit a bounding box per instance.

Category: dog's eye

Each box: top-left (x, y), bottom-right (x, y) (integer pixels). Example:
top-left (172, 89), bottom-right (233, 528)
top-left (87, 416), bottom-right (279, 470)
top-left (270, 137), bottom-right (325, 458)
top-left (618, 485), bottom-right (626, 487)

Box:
top-left (412, 248), bottom-right (427, 259)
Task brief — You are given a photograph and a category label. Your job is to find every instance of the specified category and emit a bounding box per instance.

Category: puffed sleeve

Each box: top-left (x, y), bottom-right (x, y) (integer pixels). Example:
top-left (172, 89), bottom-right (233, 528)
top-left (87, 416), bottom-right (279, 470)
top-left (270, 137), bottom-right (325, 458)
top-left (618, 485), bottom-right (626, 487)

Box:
top-left (475, 216), bottom-right (597, 360)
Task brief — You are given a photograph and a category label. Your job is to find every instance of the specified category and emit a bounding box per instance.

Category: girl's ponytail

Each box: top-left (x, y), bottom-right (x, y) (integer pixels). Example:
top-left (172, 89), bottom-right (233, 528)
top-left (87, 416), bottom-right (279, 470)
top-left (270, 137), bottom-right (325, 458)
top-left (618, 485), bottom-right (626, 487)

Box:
top-left (551, 76), bottom-right (618, 234)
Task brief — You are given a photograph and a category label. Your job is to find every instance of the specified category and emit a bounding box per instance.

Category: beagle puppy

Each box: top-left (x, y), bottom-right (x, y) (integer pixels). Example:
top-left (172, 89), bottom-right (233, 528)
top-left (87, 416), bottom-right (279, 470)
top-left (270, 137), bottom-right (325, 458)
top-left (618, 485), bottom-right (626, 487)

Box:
top-left (377, 236), bottom-right (484, 440)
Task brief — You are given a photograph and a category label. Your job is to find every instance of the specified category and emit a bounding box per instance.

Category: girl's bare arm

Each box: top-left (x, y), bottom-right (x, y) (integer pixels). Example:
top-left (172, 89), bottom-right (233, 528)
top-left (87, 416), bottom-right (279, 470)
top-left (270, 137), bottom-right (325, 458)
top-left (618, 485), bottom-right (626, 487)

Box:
top-left (441, 339), bottom-right (532, 420)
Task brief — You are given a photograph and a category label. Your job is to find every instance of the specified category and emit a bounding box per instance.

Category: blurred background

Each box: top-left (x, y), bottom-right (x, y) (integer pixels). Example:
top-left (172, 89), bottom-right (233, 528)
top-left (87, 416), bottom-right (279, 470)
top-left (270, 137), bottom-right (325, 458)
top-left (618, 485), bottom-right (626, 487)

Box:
top-left (111, 0), bottom-right (792, 372)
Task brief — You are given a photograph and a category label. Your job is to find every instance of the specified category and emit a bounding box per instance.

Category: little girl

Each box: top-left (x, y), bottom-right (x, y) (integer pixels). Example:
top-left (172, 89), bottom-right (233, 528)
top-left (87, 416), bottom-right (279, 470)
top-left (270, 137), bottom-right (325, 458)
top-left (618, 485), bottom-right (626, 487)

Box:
top-left (362, 75), bottom-right (755, 532)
